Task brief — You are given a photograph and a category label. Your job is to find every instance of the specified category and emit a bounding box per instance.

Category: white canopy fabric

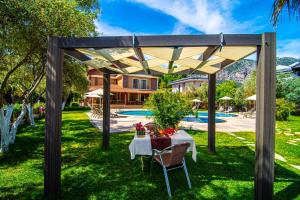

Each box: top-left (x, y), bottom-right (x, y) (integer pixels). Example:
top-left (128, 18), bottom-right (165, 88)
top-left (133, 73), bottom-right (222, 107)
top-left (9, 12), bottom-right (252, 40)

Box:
top-left (84, 94), bottom-right (101, 98)
top-left (245, 94), bottom-right (256, 101)
top-left (192, 99), bottom-right (202, 102)
top-left (86, 89), bottom-right (103, 96)
top-left (219, 96), bottom-right (232, 100)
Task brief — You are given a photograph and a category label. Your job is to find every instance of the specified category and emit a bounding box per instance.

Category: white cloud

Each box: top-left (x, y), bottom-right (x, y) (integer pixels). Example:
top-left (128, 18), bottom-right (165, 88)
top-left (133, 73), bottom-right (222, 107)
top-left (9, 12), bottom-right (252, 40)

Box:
top-left (94, 20), bottom-right (132, 36)
top-left (127, 0), bottom-right (264, 34)
top-left (277, 39), bottom-right (300, 58)
top-left (171, 23), bottom-right (192, 34)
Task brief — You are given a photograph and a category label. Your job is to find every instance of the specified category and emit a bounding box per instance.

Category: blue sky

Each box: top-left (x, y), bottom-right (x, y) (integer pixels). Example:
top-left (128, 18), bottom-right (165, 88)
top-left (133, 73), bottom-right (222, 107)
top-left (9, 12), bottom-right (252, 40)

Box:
top-left (95, 0), bottom-right (300, 58)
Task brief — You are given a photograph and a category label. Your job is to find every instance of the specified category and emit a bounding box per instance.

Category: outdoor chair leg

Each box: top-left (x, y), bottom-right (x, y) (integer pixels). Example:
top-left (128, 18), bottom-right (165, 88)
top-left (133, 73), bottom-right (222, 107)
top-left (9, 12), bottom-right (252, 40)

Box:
top-left (183, 159), bottom-right (191, 189)
top-left (163, 166), bottom-right (172, 197)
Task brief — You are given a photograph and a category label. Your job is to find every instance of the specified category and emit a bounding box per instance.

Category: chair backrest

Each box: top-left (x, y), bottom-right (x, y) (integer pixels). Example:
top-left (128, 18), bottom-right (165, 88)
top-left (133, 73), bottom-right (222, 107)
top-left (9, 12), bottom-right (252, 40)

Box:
top-left (168, 143), bottom-right (190, 166)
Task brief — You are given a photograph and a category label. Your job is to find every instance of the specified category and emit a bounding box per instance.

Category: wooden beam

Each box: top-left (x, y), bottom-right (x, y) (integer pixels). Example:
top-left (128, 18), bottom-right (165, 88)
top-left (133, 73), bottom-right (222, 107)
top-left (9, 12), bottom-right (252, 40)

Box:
top-left (133, 47), bottom-right (151, 74)
top-left (168, 47), bottom-right (183, 73)
top-left (60, 34), bottom-right (262, 49)
top-left (64, 49), bottom-right (91, 61)
top-left (95, 50), bottom-right (129, 73)
top-left (102, 71), bottom-right (110, 149)
top-left (45, 37), bottom-right (63, 197)
top-left (208, 73), bottom-right (216, 153)
top-left (255, 33), bottom-right (276, 200)
top-left (192, 46), bottom-right (219, 73)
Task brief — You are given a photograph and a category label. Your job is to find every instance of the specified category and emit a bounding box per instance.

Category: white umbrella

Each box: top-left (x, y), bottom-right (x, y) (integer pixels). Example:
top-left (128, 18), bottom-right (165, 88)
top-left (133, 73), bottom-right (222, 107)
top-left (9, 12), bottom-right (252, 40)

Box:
top-left (86, 89), bottom-right (103, 96)
top-left (219, 96), bottom-right (232, 100)
top-left (84, 94), bottom-right (101, 98)
top-left (192, 99), bottom-right (202, 103)
top-left (245, 94), bottom-right (256, 101)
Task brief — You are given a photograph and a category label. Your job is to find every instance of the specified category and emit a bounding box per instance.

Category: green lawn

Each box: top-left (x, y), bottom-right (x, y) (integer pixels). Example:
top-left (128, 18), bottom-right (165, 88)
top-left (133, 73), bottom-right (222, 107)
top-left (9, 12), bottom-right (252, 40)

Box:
top-left (0, 111), bottom-right (299, 199)
top-left (235, 115), bottom-right (300, 166)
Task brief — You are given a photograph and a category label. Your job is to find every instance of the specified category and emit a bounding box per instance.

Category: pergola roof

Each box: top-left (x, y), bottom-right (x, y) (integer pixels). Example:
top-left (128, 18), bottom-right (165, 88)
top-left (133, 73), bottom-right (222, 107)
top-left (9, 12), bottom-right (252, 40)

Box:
top-left (65, 34), bottom-right (257, 75)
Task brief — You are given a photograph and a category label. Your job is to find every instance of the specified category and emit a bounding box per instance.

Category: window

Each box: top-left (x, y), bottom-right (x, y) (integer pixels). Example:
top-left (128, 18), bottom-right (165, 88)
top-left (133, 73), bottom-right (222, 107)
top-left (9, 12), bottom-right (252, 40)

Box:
top-left (132, 79), bottom-right (139, 89)
top-left (140, 80), bottom-right (147, 89)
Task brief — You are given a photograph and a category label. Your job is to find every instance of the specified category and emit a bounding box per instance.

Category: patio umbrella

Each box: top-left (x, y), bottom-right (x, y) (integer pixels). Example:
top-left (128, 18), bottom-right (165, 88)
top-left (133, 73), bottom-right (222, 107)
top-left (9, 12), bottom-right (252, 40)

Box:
top-left (219, 96), bottom-right (232, 112)
top-left (219, 96), bottom-right (232, 101)
top-left (245, 94), bottom-right (256, 111)
top-left (192, 99), bottom-right (202, 103)
top-left (245, 94), bottom-right (256, 101)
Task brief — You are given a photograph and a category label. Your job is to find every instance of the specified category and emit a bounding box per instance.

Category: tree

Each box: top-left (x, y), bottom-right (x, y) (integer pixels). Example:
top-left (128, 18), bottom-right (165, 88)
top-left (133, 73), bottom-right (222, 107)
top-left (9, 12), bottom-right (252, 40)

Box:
top-left (243, 70), bottom-right (256, 97)
top-left (158, 74), bottom-right (185, 88)
top-left (0, 0), bottom-right (99, 152)
top-left (272, 0), bottom-right (300, 26)
top-left (195, 82), bottom-right (208, 104)
top-left (216, 80), bottom-right (238, 100)
top-left (145, 89), bottom-right (192, 129)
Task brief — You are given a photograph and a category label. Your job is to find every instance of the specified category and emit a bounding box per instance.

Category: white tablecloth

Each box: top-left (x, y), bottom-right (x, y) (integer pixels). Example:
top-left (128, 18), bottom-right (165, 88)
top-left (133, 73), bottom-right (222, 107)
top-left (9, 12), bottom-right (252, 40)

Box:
top-left (129, 130), bottom-right (197, 162)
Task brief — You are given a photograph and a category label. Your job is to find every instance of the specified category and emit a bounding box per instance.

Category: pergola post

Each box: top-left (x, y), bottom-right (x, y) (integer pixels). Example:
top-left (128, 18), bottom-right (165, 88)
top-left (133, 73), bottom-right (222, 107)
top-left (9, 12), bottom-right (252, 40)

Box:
top-left (45, 37), bottom-right (63, 197)
top-left (208, 73), bottom-right (216, 153)
top-left (255, 33), bottom-right (276, 200)
top-left (102, 71), bottom-right (110, 149)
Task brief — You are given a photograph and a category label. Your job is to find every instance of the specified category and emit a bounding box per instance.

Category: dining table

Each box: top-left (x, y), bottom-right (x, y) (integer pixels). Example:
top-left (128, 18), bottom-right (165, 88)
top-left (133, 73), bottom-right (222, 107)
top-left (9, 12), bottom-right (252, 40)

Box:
top-left (129, 130), bottom-right (197, 162)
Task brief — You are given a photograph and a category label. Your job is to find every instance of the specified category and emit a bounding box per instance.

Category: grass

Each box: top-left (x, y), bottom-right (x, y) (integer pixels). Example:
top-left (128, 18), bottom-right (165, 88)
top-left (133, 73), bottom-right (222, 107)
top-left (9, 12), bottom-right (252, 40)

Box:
top-left (0, 111), bottom-right (299, 199)
top-left (234, 115), bottom-right (300, 166)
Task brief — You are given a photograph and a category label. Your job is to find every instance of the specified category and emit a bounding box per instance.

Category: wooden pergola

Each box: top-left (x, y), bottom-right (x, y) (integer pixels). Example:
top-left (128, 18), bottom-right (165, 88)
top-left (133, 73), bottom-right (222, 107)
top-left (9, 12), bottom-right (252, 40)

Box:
top-left (45, 33), bottom-right (276, 199)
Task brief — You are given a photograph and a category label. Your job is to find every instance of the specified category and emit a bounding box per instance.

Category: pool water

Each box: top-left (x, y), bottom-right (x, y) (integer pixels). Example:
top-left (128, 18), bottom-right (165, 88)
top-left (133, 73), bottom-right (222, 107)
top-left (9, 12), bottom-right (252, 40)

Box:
top-left (118, 110), bottom-right (237, 117)
top-left (117, 110), bottom-right (235, 123)
top-left (182, 116), bottom-right (226, 123)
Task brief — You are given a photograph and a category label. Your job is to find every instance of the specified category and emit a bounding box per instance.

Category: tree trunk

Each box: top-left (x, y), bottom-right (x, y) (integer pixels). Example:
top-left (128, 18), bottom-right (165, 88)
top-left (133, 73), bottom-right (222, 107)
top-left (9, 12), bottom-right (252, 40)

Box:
top-left (26, 103), bottom-right (35, 127)
top-left (0, 105), bottom-right (13, 152)
top-left (9, 103), bottom-right (26, 144)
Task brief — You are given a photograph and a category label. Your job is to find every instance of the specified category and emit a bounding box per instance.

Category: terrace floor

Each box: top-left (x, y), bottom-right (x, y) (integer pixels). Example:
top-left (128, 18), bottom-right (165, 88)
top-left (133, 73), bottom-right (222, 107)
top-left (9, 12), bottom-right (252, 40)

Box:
top-left (88, 109), bottom-right (256, 133)
top-left (0, 111), bottom-right (299, 199)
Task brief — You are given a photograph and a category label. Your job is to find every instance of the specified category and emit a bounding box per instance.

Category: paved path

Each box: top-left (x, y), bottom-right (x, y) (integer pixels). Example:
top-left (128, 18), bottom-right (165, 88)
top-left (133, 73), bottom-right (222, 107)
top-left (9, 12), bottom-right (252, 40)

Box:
top-left (87, 110), bottom-right (255, 133)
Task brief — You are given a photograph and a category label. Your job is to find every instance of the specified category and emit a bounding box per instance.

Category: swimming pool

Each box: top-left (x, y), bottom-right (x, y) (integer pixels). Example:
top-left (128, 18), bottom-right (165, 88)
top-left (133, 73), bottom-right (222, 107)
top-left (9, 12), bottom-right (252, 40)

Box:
top-left (117, 110), bottom-right (237, 117)
top-left (182, 116), bottom-right (226, 123)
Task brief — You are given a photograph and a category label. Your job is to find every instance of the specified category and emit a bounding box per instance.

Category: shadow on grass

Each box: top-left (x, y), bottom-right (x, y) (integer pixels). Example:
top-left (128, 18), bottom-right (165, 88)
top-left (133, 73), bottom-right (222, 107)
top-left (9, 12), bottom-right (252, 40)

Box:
top-left (0, 111), bottom-right (299, 199)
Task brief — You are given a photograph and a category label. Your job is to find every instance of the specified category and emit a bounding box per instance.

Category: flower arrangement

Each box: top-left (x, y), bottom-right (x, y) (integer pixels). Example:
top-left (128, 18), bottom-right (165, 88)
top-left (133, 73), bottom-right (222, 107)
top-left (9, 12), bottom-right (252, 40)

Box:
top-left (135, 122), bottom-right (145, 136)
top-left (159, 128), bottom-right (176, 137)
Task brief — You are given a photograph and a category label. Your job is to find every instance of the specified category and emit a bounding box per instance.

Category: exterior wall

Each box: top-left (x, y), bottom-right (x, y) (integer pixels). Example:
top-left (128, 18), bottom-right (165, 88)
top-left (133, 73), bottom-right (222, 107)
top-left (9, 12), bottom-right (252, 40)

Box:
top-left (171, 80), bottom-right (207, 93)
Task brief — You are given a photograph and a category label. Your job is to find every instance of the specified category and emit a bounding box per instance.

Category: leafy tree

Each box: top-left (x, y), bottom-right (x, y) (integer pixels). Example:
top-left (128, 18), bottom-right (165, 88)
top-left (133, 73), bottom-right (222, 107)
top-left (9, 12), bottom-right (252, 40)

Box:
top-left (243, 70), bottom-right (256, 97)
top-left (145, 89), bottom-right (192, 129)
top-left (234, 87), bottom-right (245, 111)
top-left (158, 74), bottom-right (185, 88)
top-left (272, 0), bottom-right (300, 26)
top-left (216, 80), bottom-right (238, 100)
top-left (195, 82), bottom-right (208, 104)
top-left (0, 0), bottom-right (99, 152)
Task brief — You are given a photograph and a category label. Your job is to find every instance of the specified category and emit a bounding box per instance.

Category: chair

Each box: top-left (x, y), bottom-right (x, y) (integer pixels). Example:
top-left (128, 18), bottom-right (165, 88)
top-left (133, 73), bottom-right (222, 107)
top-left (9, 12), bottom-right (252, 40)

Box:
top-left (150, 143), bottom-right (191, 197)
top-left (144, 122), bottom-right (160, 132)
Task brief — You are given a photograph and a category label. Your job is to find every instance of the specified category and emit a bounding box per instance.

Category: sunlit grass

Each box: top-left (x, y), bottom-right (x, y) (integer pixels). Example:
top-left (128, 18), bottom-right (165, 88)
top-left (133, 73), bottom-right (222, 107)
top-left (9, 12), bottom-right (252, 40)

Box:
top-left (0, 111), bottom-right (299, 199)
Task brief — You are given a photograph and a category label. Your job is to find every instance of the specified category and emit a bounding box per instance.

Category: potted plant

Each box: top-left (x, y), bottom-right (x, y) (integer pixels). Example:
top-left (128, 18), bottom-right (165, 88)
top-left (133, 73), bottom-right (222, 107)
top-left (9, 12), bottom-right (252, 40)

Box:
top-left (135, 122), bottom-right (145, 137)
top-left (145, 89), bottom-right (192, 130)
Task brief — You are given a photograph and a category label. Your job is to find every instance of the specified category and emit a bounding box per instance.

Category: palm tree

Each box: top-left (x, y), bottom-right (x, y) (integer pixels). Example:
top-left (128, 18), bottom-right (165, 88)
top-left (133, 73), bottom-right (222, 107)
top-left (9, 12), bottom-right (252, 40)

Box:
top-left (272, 0), bottom-right (300, 26)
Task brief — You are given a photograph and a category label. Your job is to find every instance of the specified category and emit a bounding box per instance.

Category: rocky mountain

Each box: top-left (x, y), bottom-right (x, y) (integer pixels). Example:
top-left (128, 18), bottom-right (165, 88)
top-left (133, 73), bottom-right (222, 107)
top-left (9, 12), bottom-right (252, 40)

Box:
top-left (217, 57), bottom-right (300, 83)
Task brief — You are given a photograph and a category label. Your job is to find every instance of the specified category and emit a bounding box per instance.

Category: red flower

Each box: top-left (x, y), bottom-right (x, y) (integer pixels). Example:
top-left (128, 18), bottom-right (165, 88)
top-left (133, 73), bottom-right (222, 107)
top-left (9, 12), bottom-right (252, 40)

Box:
top-left (161, 128), bottom-right (176, 136)
top-left (135, 122), bottom-right (145, 131)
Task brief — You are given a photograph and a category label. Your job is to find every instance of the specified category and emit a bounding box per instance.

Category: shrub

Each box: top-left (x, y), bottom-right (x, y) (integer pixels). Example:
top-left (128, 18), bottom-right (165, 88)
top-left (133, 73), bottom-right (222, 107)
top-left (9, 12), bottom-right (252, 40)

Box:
top-left (33, 102), bottom-right (46, 114)
top-left (276, 99), bottom-right (291, 121)
top-left (145, 89), bottom-right (192, 129)
top-left (70, 102), bottom-right (79, 108)
top-left (13, 103), bottom-right (23, 113)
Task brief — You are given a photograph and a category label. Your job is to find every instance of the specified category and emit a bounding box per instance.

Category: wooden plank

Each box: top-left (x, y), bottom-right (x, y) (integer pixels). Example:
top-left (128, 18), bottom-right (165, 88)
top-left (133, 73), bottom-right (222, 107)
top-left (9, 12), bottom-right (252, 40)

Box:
top-left (102, 71), bottom-right (110, 149)
top-left (168, 47), bottom-right (183, 73)
top-left (133, 47), bottom-right (151, 74)
top-left (208, 73), bottom-right (216, 153)
top-left (255, 33), bottom-right (276, 200)
top-left (64, 49), bottom-right (91, 61)
top-left (60, 34), bottom-right (262, 49)
top-left (192, 46), bottom-right (219, 73)
top-left (45, 37), bottom-right (63, 197)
